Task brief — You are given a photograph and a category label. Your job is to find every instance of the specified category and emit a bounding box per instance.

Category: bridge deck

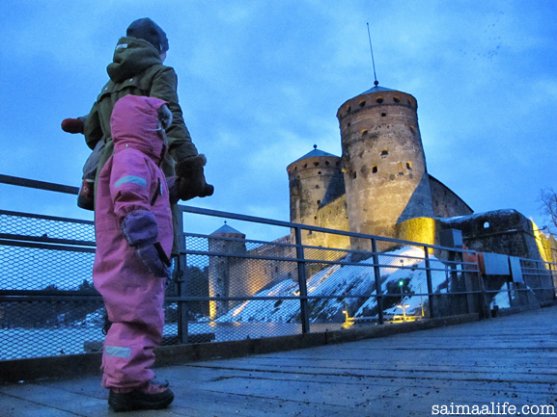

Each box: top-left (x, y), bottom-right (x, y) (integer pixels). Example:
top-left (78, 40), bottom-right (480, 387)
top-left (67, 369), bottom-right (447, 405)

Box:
top-left (1, 306), bottom-right (556, 417)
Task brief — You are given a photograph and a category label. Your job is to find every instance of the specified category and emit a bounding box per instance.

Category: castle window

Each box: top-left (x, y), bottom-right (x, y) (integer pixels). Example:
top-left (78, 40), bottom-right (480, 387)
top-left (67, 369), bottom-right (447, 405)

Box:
top-left (314, 161), bottom-right (319, 167)
top-left (406, 162), bottom-right (412, 170)
top-left (346, 106), bottom-right (352, 114)
top-left (315, 185), bottom-right (320, 189)
top-left (372, 166), bottom-right (378, 174)
top-left (381, 150), bottom-right (389, 158)
top-left (381, 112), bottom-right (387, 117)
top-left (318, 171), bottom-right (322, 175)
top-left (393, 97), bottom-right (400, 103)
top-left (317, 200), bottom-right (321, 205)
top-left (352, 171), bottom-right (357, 179)
top-left (303, 163), bottom-right (307, 168)
top-left (376, 98), bottom-right (384, 104)
top-left (359, 100), bottom-right (366, 108)
top-left (361, 129), bottom-right (368, 136)
top-left (483, 221), bottom-right (491, 230)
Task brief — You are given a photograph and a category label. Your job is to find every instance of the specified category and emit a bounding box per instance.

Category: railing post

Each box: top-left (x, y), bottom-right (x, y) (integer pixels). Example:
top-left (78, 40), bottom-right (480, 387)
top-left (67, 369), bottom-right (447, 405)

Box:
top-left (174, 208), bottom-right (189, 344)
top-left (478, 273), bottom-right (490, 318)
top-left (506, 281), bottom-right (513, 307)
top-left (371, 238), bottom-right (384, 325)
top-left (294, 226), bottom-right (310, 334)
top-left (424, 245), bottom-right (434, 318)
top-left (547, 262), bottom-right (557, 300)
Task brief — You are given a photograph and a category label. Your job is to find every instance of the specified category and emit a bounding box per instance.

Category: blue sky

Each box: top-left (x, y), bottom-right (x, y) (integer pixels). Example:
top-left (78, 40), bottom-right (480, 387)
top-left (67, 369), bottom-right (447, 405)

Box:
top-left (0, 0), bottom-right (556, 237)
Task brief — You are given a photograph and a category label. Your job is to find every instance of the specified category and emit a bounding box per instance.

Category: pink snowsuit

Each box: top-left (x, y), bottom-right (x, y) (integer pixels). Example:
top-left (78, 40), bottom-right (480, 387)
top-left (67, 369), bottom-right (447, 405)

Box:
top-left (93, 95), bottom-right (173, 389)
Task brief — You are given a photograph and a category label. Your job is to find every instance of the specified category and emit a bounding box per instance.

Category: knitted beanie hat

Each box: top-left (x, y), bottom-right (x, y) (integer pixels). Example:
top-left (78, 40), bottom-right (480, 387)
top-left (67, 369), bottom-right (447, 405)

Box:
top-left (126, 18), bottom-right (169, 53)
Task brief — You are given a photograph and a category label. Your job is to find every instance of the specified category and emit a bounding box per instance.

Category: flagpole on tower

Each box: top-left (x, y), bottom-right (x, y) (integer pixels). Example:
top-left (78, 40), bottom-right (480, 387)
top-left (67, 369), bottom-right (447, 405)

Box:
top-left (367, 22), bottom-right (379, 87)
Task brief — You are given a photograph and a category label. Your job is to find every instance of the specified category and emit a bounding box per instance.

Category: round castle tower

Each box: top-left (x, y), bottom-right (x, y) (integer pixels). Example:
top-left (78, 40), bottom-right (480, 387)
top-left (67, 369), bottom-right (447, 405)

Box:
top-left (336, 85), bottom-right (434, 243)
top-left (208, 222), bottom-right (246, 319)
top-left (287, 145), bottom-right (344, 227)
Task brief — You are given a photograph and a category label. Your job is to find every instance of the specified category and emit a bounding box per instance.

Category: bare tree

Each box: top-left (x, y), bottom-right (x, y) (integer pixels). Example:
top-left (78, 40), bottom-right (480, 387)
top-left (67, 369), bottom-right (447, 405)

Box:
top-left (539, 188), bottom-right (557, 233)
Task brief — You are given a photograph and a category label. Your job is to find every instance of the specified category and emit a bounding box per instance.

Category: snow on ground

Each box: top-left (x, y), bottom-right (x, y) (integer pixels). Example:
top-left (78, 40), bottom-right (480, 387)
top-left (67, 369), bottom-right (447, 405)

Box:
top-left (217, 246), bottom-right (451, 323)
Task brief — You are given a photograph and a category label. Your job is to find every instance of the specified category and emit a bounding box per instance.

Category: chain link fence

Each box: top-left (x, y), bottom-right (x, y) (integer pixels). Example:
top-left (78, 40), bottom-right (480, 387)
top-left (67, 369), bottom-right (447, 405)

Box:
top-left (1, 175), bottom-right (556, 360)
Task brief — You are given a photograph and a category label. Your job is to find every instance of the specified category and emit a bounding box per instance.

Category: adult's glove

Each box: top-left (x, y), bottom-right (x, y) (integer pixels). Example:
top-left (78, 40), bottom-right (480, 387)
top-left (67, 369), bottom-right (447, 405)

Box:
top-left (121, 210), bottom-right (170, 278)
top-left (61, 117), bottom-right (85, 134)
top-left (174, 154), bottom-right (214, 201)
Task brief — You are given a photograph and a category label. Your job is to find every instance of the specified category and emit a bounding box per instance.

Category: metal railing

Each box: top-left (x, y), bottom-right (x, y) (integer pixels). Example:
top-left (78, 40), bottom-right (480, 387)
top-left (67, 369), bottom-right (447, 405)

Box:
top-left (1, 174), bottom-right (555, 360)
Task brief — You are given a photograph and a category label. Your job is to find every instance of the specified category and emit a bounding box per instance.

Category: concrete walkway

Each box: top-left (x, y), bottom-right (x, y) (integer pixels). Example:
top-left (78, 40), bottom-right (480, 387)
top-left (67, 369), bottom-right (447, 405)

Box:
top-left (1, 307), bottom-right (556, 417)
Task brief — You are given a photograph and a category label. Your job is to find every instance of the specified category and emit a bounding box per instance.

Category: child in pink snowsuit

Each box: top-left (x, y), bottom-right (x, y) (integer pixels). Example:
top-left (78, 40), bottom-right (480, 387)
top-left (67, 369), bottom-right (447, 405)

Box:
top-left (93, 94), bottom-right (174, 411)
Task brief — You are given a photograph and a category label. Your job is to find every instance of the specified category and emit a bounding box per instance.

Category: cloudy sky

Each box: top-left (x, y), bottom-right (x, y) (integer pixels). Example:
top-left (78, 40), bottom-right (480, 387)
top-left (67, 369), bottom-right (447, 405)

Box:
top-left (1, 0), bottom-right (556, 238)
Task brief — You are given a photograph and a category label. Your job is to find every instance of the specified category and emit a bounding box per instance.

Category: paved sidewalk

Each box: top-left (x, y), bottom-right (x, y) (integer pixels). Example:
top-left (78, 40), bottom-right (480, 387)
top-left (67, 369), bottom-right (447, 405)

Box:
top-left (1, 307), bottom-right (556, 417)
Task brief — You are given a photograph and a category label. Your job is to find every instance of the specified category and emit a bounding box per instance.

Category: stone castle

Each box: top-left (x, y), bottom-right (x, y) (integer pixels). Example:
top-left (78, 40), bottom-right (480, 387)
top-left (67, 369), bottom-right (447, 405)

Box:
top-left (207, 83), bottom-right (556, 318)
top-left (287, 84), bottom-right (472, 250)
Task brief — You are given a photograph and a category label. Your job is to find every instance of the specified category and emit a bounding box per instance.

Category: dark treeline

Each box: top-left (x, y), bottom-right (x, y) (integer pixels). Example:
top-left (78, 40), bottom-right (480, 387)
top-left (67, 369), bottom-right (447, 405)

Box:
top-left (1, 266), bottom-right (210, 328)
top-left (1, 280), bottom-right (102, 328)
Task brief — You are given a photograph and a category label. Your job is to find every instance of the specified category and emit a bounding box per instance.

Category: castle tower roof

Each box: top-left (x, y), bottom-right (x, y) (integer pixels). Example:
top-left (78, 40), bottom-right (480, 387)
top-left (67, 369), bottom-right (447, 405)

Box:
top-left (291, 145), bottom-right (339, 164)
top-left (337, 84), bottom-right (418, 121)
top-left (211, 222), bottom-right (244, 236)
top-left (360, 85), bottom-right (396, 95)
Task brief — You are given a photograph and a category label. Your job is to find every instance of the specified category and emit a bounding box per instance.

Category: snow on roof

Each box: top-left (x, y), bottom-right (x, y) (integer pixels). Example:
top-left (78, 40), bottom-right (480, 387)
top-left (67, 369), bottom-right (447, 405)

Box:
top-left (441, 209), bottom-right (523, 224)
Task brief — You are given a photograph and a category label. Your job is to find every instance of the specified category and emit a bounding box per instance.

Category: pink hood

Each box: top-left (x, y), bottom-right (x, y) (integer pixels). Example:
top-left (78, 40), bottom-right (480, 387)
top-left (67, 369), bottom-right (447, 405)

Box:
top-left (110, 95), bottom-right (167, 161)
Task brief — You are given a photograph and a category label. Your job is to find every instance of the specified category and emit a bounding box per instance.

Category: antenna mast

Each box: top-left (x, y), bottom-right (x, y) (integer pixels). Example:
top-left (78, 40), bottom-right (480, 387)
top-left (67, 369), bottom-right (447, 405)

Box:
top-left (366, 22), bottom-right (379, 87)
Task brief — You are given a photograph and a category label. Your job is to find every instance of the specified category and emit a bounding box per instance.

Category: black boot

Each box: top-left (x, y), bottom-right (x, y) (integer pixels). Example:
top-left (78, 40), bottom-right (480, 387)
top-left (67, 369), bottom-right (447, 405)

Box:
top-left (108, 381), bottom-right (174, 412)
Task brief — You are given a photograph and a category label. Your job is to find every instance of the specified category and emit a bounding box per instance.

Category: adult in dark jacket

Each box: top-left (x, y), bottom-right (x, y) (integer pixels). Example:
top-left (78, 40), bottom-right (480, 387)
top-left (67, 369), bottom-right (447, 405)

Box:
top-left (62, 17), bottom-right (213, 212)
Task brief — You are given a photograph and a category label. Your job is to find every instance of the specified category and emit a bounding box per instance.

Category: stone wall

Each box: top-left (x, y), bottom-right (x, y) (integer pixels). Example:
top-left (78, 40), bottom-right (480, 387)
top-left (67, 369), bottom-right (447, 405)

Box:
top-left (440, 210), bottom-right (540, 259)
top-left (429, 175), bottom-right (473, 218)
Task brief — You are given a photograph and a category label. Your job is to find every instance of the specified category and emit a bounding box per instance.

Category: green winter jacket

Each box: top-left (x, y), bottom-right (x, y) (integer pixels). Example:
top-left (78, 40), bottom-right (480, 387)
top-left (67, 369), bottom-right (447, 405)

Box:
top-left (84, 36), bottom-right (198, 177)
